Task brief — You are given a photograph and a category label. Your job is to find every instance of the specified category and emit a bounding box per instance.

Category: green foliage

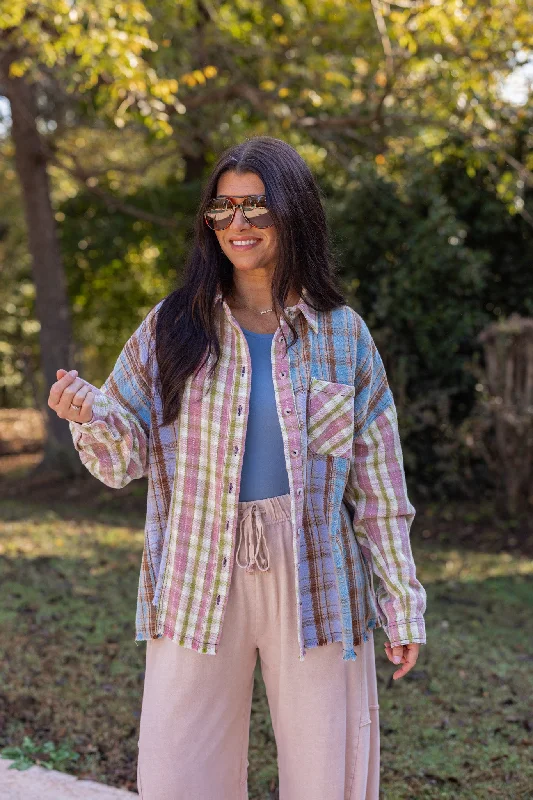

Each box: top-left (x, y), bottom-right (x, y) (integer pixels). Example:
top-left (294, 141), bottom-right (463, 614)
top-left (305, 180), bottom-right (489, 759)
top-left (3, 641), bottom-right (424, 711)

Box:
top-left (326, 150), bottom-right (533, 497)
top-left (0, 157), bottom-right (39, 408)
top-left (1, 0), bottom-right (181, 135)
top-left (437, 144), bottom-right (533, 319)
top-left (329, 162), bottom-right (488, 388)
top-left (58, 177), bottom-right (199, 377)
top-left (1, 735), bottom-right (80, 772)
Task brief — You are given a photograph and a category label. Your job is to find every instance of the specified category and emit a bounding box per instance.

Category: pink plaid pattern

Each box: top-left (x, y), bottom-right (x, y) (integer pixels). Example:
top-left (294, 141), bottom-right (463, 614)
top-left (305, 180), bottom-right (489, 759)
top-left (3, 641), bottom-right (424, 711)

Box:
top-left (344, 405), bottom-right (427, 646)
top-left (69, 289), bottom-right (426, 659)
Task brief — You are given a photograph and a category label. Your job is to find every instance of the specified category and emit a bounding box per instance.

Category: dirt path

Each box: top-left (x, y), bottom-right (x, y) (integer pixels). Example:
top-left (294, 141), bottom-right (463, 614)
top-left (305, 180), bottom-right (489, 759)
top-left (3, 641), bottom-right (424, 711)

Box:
top-left (0, 758), bottom-right (137, 799)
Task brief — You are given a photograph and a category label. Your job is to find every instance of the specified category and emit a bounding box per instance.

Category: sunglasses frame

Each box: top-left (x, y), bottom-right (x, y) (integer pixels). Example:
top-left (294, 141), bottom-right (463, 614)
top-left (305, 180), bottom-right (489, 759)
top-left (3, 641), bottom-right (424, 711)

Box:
top-left (204, 194), bottom-right (274, 230)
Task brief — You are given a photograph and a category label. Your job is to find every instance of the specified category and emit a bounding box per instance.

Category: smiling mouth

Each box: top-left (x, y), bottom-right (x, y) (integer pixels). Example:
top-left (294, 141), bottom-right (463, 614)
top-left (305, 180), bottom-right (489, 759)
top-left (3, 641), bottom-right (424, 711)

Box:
top-left (229, 238), bottom-right (261, 249)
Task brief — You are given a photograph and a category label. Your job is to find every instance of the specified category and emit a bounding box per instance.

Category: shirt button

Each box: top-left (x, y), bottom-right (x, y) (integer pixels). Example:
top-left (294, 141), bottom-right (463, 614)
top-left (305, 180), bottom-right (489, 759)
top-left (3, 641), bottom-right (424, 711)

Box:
top-left (280, 371), bottom-right (286, 378)
top-left (297, 487), bottom-right (303, 495)
top-left (223, 557), bottom-right (227, 566)
top-left (291, 448), bottom-right (298, 456)
top-left (285, 408), bottom-right (292, 415)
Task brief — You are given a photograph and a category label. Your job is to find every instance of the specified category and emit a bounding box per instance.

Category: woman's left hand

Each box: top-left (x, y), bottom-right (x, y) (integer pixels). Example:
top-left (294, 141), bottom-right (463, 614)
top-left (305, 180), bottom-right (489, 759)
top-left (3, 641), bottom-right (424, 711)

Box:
top-left (384, 642), bottom-right (420, 680)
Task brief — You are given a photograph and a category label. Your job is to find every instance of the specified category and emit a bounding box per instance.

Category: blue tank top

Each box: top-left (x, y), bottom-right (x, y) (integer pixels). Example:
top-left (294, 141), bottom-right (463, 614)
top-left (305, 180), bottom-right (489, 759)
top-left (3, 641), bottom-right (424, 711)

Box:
top-left (238, 327), bottom-right (290, 501)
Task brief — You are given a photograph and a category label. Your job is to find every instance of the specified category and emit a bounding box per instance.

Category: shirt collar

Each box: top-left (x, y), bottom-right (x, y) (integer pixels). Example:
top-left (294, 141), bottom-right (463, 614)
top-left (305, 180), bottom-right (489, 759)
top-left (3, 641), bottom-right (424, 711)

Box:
top-left (214, 286), bottom-right (318, 334)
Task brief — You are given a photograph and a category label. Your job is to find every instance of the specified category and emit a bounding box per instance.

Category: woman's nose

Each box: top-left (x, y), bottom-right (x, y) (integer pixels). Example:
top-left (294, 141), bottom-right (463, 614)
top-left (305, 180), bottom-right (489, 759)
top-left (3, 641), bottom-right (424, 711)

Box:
top-left (230, 207), bottom-right (250, 229)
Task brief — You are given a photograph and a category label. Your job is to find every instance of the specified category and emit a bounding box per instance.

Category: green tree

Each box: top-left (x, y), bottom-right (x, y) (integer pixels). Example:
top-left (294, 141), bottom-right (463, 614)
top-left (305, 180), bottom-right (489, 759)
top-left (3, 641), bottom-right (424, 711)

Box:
top-left (0, 0), bottom-right (183, 473)
top-left (1, 0), bottom-right (531, 494)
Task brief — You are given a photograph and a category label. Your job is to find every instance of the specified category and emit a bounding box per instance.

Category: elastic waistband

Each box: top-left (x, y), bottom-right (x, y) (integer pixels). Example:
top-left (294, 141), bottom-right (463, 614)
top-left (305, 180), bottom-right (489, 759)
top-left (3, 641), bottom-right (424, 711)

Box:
top-left (236, 492), bottom-right (291, 523)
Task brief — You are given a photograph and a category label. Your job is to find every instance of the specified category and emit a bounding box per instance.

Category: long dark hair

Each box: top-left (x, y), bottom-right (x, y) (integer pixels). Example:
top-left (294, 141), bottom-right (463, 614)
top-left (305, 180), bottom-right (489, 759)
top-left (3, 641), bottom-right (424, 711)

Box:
top-left (155, 135), bottom-right (346, 426)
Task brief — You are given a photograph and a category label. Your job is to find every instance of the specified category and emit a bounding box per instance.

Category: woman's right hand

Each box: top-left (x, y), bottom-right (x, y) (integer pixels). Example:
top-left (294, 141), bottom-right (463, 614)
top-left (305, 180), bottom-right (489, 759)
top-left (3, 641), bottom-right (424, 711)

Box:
top-left (48, 368), bottom-right (95, 424)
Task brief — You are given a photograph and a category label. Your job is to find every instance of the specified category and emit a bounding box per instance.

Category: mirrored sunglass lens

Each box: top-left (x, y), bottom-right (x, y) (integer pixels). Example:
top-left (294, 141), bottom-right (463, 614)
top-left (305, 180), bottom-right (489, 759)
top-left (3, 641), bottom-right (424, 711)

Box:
top-left (205, 201), bottom-right (233, 229)
top-left (243, 205), bottom-right (274, 227)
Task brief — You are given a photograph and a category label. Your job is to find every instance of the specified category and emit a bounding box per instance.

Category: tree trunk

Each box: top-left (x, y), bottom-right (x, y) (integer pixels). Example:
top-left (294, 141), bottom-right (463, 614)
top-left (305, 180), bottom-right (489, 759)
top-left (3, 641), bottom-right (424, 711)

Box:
top-left (3, 71), bottom-right (83, 476)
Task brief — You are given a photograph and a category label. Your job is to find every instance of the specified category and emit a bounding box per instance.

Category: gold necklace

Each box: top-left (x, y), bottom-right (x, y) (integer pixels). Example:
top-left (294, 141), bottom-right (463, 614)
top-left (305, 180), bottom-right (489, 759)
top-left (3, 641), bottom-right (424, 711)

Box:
top-left (227, 293), bottom-right (274, 315)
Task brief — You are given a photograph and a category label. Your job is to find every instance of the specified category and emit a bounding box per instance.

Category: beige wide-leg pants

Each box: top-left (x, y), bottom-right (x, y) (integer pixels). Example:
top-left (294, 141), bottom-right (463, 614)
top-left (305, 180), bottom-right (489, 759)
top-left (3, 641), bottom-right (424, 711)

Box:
top-left (137, 492), bottom-right (380, 800)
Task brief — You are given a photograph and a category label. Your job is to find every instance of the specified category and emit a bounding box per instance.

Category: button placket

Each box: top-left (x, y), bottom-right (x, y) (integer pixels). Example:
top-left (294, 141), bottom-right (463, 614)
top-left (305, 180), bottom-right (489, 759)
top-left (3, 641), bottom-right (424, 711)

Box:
top-left (273, 328), bottom-right (306, 659)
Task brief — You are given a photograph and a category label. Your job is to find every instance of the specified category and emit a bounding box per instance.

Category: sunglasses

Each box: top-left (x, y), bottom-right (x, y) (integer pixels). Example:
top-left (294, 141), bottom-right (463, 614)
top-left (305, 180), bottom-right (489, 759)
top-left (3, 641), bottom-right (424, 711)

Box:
top-left (204, 194), bottom-right (274, 231)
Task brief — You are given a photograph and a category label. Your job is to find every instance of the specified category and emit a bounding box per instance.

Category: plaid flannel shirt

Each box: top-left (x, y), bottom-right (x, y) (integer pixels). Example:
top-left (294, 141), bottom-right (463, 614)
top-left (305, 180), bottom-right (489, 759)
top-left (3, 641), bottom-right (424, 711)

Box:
top-left (69, 289), bottom-right (427, 661)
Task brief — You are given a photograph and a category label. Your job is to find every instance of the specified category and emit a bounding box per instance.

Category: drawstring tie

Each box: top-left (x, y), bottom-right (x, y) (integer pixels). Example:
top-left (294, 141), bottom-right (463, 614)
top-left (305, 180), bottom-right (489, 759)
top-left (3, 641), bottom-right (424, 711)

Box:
top-left (236, 503), bottom-right (270, 573)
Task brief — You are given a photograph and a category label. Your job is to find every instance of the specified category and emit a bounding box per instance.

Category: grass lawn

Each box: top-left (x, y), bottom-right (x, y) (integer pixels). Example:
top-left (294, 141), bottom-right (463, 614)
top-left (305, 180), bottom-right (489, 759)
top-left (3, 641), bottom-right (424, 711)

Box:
top-left (0, 455), bottom-right (532, 799)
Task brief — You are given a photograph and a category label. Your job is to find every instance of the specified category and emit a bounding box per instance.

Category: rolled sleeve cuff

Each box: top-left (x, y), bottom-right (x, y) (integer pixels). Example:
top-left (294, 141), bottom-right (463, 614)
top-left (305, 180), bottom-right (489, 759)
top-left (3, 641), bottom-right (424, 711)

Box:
top-left (385, 616), bottom-right (426, 647)
top-left (68, 392), bottom-right (115, 439)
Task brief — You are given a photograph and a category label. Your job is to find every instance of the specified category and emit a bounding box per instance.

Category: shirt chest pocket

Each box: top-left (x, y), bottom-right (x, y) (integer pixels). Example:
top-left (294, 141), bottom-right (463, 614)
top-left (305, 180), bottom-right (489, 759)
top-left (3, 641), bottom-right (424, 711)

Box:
top-left (306, 377), bottom-right (356, 459)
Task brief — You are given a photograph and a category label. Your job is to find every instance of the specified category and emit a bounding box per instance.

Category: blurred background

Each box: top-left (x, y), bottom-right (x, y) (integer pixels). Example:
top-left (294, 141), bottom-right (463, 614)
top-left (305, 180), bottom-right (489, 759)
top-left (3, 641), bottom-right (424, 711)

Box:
top-left (0, 2), bottom-right (532, 798)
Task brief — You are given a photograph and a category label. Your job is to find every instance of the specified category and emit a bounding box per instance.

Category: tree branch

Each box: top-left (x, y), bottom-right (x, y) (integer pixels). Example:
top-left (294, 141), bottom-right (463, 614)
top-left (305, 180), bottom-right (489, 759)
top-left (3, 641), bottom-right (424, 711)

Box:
top-left (371, 0), bottom-right (394, 78)
top-left (54, 143), bottom-right (183, 178)
top-left (51, 151), bottom-right (179, 229)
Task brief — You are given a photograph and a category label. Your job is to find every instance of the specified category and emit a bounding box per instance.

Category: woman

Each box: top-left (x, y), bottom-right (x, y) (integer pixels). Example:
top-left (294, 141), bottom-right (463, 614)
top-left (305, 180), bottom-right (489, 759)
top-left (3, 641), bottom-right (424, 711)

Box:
top-left (49, 136), bottom-right (427, 799)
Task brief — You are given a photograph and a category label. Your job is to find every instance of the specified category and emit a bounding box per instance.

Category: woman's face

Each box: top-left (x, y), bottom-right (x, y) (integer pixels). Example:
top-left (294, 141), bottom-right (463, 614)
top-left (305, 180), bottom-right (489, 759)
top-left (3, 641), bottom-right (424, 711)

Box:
top-left (213, 171), bottom-right (278, 276)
